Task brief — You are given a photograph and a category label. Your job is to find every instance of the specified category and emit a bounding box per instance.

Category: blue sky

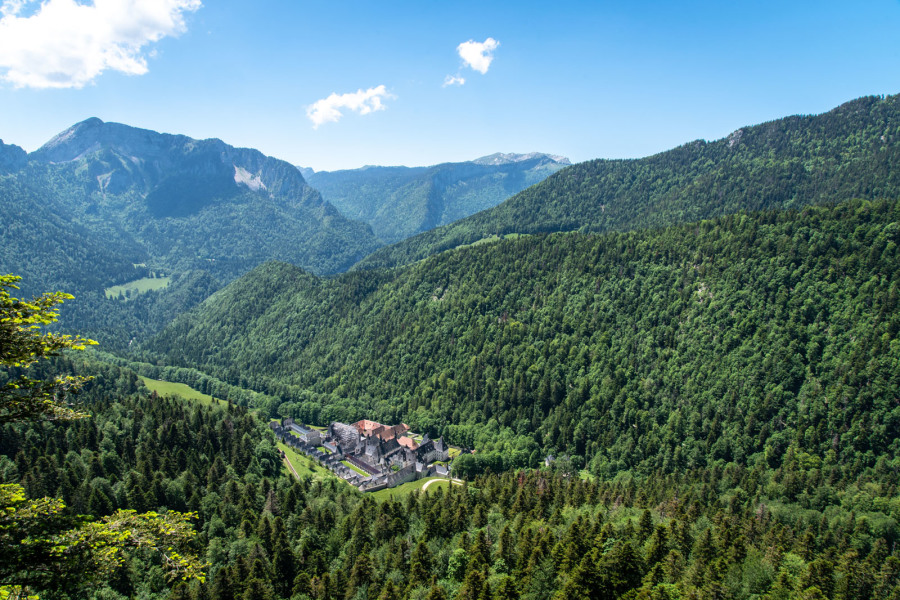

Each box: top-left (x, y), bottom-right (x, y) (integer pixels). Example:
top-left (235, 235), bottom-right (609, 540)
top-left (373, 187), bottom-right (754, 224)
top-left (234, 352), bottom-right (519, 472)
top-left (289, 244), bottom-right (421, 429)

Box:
top-left (1, 0), bottom-right (899, 171)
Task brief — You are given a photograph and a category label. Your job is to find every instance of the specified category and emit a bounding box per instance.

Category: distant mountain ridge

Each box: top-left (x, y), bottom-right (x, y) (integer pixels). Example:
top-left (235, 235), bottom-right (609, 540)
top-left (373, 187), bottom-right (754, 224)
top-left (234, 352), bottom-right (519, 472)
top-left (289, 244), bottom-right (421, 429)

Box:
top-left (304, 152), bottom-right (569, 243)
top-left (471, 152), bottom-right (570, 166)
top-left (355, 94), bottom-right (900, 271)
top-left (5, 117), bottom-right (379, 278)
top-left (0, 118), bottom-right (380, 346)
top-left (33, 117), bottom-right (329, 217)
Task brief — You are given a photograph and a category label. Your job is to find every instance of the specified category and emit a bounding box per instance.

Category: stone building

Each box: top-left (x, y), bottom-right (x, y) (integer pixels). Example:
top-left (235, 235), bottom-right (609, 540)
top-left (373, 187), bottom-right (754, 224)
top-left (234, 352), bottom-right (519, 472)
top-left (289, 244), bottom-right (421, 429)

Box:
top-left (274, 417), bottom-right (451, 492)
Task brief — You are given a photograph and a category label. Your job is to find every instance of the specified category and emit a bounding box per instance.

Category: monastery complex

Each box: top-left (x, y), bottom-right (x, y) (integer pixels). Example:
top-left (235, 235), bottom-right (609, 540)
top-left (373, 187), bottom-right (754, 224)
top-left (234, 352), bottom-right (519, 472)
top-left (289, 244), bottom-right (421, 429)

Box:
top-left (270, 418), bottom-right (451, 492)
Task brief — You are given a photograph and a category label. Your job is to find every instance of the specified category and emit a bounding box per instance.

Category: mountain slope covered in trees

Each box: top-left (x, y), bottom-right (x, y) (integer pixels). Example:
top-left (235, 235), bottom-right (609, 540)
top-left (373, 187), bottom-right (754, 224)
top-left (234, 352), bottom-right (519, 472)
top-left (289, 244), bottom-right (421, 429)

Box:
top-left (0, 118), bottom-right (380, 347)
top-left (356, 95), bottom-right (900, 271)
top-left (20, 117), bottom-right (379, 279)
top-left (306, 153), bottom-right (569, 244)
top-left (147, 197), bottom-right (900, 481)
top-left (3, 354), bottom-right (899, 600)
top-left (3, 198), bottom-right (900, 600)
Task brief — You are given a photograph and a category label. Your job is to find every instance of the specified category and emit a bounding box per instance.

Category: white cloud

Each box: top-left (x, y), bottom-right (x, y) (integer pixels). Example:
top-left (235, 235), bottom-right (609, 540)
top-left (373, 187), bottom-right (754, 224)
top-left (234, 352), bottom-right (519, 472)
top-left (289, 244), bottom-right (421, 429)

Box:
top-left (306, 85), bottom-right (393, 129)
top-left (1, 0), bottom-right (32, 18)
top-left (442, 74), bottom-right (465, 87)
top-left (457, 37), bottom-right (499, 75)
top-left (0, 0), bottom-right (201, 89)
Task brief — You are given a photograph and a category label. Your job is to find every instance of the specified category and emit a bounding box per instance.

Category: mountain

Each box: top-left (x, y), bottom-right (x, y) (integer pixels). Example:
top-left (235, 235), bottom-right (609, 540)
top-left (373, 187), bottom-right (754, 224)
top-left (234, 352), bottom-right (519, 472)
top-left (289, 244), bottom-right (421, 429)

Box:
top-left (0, 118), bottom-right (380, 346)
top-left (471, 151), bottom-right (569, 166)
top-left (146, 196), bottom-right (900, 477)
top-left (25, 118), bottom-right (379, 277)
top-left (0, 177), bottom-right (140, 293)
top-left (304, 152), bottom-right (569, 244)
top-left (7, 98), bottom-right (900, 600)
top-left (355, 94), bottom-right (900, 270)
top-left (0, 140), bottom-right (26, 173)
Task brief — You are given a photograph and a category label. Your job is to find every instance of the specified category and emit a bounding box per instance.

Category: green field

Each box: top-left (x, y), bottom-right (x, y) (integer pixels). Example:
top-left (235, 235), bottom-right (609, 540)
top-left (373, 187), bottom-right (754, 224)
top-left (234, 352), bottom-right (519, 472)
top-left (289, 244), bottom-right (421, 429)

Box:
top-left (140, 377), bottom-right (217, 406)
top-left (341, 460), bottom-right (369, 477)
top-left (278, 443), bottom-right (334, 479)
top-left (105, 276), bottom-right (171, 300)
top-left (316, 446), bottom-right (332, 454)
top-left (368, 477), bottom-right (461, 501)
top-left (453, 233), bottom-right (529, 252)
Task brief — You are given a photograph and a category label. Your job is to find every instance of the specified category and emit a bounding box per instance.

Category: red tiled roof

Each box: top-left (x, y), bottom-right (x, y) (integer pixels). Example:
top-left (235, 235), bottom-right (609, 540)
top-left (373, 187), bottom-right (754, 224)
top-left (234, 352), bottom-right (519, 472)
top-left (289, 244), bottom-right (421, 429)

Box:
top-left (352, 419), bottom-right (384, 434)
top-left (351, 420), bottom-right (411, 442)
top-left (397, 436), bottom-right (418, 450)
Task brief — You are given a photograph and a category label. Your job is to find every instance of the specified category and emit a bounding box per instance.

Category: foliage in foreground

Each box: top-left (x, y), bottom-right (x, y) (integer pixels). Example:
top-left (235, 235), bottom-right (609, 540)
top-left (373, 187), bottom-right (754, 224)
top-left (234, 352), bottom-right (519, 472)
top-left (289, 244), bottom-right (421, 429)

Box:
top-left (0, 274), bottom-right (96, 423)
top-left (7, 383), bottom-right (900, 600)
top-left (0, 280), bottom-right (206, 597)
top-left (0, 483), bottom-right (204, 593)
top-left (0, 347), bottom-right (897, 599)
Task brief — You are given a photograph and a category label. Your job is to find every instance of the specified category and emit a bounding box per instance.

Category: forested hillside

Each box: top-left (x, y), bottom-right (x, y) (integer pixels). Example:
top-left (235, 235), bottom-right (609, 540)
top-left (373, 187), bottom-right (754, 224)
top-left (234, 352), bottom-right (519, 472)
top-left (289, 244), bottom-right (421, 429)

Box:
top-left (147, 197), bottom-right (900, 480)
top-left (4, 95), bottom-right (900, 600)
top-left (306, 153), bottom-right (568, 244)
top-left (356, 95), bottom-right (900, 270)
top-left (0, 140), bottom-right (26, 173)
top-left (0, 118), bottom-right (380, 347)
top-left (19, 117), bottom-right (379, 280)
top-left (3, 192), bottom-right (900, 598)
top-left (3, 356), bottom-right (899, 599)
top-left (0, 177), bottom-right (141, 293)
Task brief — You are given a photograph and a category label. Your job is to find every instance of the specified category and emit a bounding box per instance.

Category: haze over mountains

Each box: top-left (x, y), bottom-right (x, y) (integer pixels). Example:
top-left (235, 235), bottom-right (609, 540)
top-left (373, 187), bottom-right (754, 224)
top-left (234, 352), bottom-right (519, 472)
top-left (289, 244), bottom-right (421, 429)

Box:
top-left (0, 118), bottom-right (570, 347)
top-left (303, 153), bottom-right (569, 243)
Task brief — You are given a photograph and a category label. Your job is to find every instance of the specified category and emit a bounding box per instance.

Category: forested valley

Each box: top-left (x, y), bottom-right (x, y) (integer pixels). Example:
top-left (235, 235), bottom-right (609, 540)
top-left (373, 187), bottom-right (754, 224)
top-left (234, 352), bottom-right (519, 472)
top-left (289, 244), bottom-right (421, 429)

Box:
top-left (3, 359), bottom-right (899, 600)
top-left (146, 197), bottom-right (900, 482)
top-left (2, 95), bottom-right (900, 600)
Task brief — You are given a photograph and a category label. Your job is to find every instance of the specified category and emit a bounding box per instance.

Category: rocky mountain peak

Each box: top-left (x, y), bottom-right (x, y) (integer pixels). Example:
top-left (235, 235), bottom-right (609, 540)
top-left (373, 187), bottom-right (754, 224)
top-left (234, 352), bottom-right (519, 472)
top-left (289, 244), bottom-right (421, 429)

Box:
top-left (29, 119), bottom-right (314, 203)
top-left (471, 152), bottom-right (570, 166)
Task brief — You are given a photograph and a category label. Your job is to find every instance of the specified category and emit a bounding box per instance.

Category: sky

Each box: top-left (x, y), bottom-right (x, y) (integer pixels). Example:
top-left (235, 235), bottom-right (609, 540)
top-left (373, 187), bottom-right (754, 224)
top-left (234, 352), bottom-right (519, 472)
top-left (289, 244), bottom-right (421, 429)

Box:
top-left (0, 0), bottom-right (899, 172)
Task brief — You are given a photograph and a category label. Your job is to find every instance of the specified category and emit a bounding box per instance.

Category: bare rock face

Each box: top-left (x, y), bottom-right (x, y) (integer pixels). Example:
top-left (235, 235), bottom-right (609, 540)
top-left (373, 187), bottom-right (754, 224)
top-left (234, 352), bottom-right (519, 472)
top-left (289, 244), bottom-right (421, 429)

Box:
top-left (471, 152), bottom-right (571, 166)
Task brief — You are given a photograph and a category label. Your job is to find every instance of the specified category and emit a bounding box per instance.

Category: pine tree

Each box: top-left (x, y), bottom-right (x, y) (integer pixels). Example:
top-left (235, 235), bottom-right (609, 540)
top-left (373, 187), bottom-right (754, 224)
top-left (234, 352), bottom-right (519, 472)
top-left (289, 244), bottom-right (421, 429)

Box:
top-left (378, 579), bottom-right (400, 600)
top-left (211, 567), bottom-right (236, 600)
top-left (408, 539), bottom-right (433, 591)
top-left (346, 553), bottom-right (374, 600)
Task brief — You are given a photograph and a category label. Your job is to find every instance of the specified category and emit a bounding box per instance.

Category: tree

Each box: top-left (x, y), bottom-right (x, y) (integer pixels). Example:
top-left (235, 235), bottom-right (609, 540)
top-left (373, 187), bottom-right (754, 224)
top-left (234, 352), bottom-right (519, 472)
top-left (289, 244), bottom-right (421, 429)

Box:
top-left (0, 275), bottom-right (206, 596)
top-left (0, 483), bottom-right (205, 593)
top-left (0, 275), bottom-right (96, 423)
top-left (407, 539), bottom-right (433, 592)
